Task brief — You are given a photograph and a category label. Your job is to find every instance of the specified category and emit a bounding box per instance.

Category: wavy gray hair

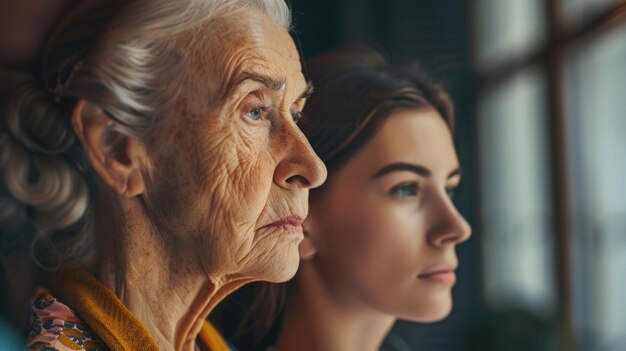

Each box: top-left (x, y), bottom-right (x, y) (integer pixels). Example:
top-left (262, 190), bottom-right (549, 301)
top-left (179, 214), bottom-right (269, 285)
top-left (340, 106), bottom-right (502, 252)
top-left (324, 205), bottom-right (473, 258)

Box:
top-left (0, 0), bottom-right (291, 270)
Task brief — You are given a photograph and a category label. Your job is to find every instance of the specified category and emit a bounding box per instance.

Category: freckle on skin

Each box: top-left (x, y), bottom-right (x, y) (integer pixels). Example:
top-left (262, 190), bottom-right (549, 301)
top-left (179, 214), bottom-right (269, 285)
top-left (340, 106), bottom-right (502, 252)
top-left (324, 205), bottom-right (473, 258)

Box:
top-left (138, 7), bottom-right (308, 287)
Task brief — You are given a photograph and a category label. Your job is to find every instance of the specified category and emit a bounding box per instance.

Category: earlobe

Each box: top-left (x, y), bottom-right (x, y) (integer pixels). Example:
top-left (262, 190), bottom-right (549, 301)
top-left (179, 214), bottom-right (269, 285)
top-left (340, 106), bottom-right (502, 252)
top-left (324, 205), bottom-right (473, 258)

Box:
top-left (71, 100), bottom-right (147, 197)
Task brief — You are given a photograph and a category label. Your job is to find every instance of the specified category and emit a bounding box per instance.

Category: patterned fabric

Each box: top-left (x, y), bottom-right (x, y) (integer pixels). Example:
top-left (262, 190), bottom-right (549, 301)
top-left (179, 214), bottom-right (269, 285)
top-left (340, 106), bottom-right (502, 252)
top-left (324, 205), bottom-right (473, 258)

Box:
top-left (24, 269), bottom-right (232, 351)
top-left (26, 287), bottom-right (107, 351)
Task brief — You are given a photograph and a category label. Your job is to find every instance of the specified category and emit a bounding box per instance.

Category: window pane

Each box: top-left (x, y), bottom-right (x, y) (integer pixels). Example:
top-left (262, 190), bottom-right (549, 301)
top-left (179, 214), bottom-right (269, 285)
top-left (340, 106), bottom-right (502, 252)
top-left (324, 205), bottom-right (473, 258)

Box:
top-left (562, 0), bottom-right (623, 27)
top-left (473, 0), bottom-right (546, 69)
top-left (478, 67), bottom-right (556, 312)
top-left (565, 24), bottom-right (626, 351)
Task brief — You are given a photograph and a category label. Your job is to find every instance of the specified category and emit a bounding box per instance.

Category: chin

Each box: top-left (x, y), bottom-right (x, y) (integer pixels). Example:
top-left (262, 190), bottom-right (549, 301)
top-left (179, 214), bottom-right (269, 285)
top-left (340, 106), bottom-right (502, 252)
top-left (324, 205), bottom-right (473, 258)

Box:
top-left (398, 292), bottom-right (454, 323)
top-left (252, 242), bottom-right (301, 283)
top-left (424, 303), bottom-right (453, 322)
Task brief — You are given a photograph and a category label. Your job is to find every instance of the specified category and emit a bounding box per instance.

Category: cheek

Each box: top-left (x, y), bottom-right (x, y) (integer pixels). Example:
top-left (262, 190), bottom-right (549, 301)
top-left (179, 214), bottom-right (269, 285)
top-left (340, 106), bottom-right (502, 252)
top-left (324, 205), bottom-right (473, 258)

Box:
top-left (355, 205), bottom-right (422, 285)
top-left (144, 139), bottom-right (210, 237)
top-left (203, 127), bottom-right (284, 274)
top-left (191, 117), bottom-right (274, 220)
top-left (232, 146), bottom-right (275, 222)
top-left (193, 127), bottom-right (275, 251)
top-left (316, 192), bottom-right (424, 296)
top-left (143, 121), bottom-right (278, 270)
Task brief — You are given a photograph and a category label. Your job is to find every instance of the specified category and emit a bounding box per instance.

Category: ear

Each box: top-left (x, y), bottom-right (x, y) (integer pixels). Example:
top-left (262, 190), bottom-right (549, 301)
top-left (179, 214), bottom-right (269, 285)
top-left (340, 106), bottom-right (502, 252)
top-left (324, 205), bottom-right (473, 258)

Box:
top-left (298, 214), bottom-right (317, 260)
top-left (71, 100), bottom-right (148, 197)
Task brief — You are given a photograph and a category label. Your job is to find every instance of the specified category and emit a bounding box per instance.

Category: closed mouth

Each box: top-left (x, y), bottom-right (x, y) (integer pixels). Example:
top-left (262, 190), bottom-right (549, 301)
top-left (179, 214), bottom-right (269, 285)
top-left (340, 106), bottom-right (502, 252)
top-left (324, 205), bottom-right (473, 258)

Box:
top-left (264, 215), bottom-right (303, 229)
top-left (418, 269), bottom-right (457, 285)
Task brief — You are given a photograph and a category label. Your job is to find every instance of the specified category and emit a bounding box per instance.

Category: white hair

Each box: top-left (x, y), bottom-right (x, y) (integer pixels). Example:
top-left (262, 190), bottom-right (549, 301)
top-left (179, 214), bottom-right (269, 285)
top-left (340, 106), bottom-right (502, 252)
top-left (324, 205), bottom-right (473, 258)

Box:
top-left (0, 0), bottom-right (291, 270)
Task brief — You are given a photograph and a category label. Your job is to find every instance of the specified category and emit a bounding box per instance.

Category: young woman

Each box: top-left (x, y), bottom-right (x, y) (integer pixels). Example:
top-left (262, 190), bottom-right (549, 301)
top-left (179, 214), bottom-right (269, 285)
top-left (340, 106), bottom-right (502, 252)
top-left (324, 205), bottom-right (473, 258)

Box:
top-left (217, 46), bottom-right (472, 351)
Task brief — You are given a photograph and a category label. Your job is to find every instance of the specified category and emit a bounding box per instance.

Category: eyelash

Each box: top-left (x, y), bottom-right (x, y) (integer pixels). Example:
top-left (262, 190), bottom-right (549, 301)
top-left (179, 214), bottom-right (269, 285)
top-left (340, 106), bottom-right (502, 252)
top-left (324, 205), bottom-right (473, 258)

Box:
top-left (390, 183), bottom-right (419, 198)
top-left (244, 105), bottom-right (270, 121)
top-left (390, 183), bottom-right (459, 199)
top-left (291, 110), bottom-right (303, 124)
top-left (243, 104), bottom-right (303, 124)
top-left (446, 187), bottom-right (457, 199)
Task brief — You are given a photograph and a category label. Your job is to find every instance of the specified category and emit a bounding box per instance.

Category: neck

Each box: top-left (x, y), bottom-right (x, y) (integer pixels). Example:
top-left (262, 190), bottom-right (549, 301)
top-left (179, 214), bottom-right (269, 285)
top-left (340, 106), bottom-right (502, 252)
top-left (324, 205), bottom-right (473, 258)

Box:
top-left (96, 200), bottom-right (252, 351)
top-left (276, 261), bottom-right (395, 351)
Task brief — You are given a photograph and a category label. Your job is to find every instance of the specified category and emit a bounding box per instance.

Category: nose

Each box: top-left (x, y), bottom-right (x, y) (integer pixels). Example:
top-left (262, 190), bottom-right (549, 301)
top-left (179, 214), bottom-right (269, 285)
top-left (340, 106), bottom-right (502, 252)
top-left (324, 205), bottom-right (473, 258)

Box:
top-left (273, 120), bottom-right (327, 190)
top-left (426, 191), bottom-right (472, 248)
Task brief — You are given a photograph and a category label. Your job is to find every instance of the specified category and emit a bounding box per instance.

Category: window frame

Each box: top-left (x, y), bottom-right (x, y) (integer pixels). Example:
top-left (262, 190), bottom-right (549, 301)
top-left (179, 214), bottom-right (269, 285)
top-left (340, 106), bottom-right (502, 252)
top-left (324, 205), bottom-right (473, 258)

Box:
top-left (469, 1), bottom-right (626, 350)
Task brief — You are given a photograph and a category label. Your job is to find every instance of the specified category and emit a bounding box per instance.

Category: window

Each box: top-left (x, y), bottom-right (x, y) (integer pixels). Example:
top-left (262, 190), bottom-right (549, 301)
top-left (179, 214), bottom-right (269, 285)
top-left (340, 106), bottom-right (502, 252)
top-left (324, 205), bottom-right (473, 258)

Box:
top-left (473, 1), bottom-right (626, 350)
top-left (478, 66), bottom-right (556, 312)
top-left (564, 23), bottom-right (626, 350)
top-left (474, 0), bottom-right (546, 69)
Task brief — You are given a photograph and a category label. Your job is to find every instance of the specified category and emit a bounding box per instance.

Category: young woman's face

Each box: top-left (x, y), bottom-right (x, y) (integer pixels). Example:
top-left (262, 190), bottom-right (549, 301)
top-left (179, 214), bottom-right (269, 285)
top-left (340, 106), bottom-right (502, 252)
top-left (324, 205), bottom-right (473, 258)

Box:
top-left (306, 107), bottom-right (471, 322)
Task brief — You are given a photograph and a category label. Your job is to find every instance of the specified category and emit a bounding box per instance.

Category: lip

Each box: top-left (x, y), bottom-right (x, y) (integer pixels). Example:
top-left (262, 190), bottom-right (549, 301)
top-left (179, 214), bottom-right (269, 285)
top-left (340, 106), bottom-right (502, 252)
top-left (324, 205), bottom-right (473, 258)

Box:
top-left (262, 215), bottom-right (304, 232)
top-left (418, 263), bottom-right (458, 285)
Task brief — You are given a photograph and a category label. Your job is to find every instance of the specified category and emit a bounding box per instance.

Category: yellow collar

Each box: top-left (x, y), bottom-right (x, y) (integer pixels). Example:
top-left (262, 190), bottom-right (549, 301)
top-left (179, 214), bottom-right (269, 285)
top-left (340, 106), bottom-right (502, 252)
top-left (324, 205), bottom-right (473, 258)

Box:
top-left (48, 267), bottom-right (230, 351)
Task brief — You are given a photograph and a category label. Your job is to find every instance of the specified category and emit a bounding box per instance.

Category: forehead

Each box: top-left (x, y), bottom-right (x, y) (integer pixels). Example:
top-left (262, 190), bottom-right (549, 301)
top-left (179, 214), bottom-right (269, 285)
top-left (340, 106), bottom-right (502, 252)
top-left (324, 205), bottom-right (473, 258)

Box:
top-left (350, 108), bottom-right (458, 176)
top-left (182, 8), bottom-right (304, 99)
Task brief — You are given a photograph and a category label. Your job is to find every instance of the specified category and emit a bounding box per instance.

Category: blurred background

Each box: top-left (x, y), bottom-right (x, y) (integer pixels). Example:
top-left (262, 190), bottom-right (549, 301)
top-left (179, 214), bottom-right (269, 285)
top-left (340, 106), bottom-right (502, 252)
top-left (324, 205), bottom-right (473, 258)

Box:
top-left (1, 0), bottom-right (625, 350)
top-left (284, 0), bottom-right (626, 350)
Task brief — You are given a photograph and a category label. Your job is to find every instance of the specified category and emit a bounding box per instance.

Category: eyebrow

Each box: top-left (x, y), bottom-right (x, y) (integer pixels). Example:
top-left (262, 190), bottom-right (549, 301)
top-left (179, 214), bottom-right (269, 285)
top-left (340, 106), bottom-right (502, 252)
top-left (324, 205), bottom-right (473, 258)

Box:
top-left (234, 72), bottom-right (286, 91)
top-left (226, 71), bottom-right (313, 102)
top-left (371, 162), bottom-right (462, 179)
top-left (299, 81), bottom-right (314, 100)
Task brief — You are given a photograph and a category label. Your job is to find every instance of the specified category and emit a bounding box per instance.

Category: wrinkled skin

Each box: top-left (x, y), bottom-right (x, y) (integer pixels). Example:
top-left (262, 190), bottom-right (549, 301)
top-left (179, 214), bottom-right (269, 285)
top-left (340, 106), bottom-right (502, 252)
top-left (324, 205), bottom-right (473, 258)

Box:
top-left (144, 8), bottom-right (326, 284)
top-left (73, 8), bottom-right (326, 351)
top-left (277, 108), bottom-right (471, 351)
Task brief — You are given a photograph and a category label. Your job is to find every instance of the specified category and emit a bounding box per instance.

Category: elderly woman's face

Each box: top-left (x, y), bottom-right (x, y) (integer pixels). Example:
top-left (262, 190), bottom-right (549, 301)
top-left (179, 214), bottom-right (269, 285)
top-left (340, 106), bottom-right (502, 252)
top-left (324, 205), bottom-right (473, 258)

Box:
top-left (307, 108), bottom-right (471, 321)
top-left (144, 10), bottom-right (326, 283)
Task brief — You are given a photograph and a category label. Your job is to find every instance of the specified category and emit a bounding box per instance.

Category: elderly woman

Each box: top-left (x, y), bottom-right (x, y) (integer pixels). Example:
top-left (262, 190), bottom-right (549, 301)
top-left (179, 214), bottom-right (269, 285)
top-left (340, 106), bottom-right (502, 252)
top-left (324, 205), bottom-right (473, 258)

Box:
top-left (216, 47), bottom-right (472, 351)
top-left (0, 0), bottom-right (326, 350)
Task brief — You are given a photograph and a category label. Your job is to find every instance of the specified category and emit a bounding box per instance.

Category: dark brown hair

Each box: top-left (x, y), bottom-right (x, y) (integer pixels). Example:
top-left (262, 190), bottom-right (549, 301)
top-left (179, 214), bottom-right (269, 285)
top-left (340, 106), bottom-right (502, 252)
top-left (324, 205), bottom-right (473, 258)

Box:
top-left (213, 45), bottom-right (455, 350)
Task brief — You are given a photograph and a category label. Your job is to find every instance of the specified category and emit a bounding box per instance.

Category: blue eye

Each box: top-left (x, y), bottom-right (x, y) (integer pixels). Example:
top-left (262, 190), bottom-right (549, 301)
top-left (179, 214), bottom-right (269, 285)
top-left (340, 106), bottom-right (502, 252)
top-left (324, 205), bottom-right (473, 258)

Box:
top-left (291, 110), bottom-right (303, 123)
top-left (245, 106), bottom-right (268, 121)
top-left (390, 183), bottom-right (419, 198)
top-left (446, 187), bottom-right (457, 199)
